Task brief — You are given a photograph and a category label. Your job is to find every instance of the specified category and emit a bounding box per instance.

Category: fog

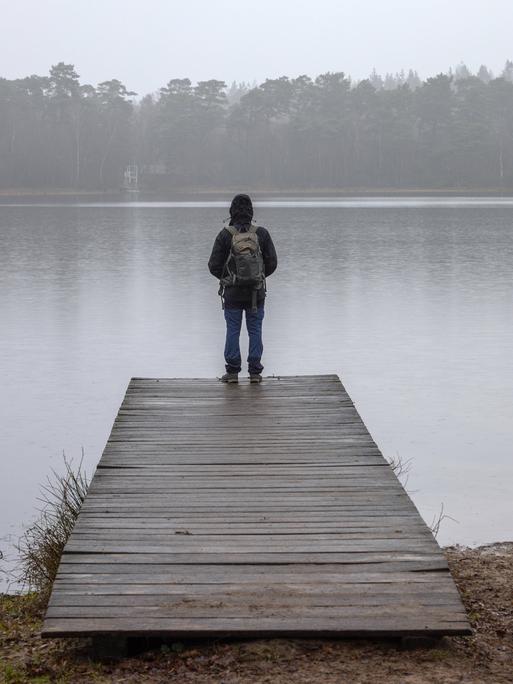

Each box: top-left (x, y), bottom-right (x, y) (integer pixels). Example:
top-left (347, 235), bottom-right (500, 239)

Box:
top-left (2, 62), bottom-right (513, 192)
top-left (2, 0), bottom-right (512, 94)
top-left (0, 0), bottom-right (513, 648)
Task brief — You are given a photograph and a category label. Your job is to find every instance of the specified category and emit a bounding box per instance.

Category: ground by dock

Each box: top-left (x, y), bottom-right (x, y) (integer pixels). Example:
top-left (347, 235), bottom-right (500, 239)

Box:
top-left (42, 375), bottom-right (470, 638)
top-left (3, 545), bottom-right (512, 683)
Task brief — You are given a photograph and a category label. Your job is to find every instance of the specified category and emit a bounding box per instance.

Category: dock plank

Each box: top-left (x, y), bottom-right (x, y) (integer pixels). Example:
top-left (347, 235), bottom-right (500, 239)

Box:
top-left (42, 376), bottom-right (470, 638)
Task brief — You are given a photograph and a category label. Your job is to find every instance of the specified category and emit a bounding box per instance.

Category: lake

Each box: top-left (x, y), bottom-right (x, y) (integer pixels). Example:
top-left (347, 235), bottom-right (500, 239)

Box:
top-left (1, 196), bottom-right (512, 589)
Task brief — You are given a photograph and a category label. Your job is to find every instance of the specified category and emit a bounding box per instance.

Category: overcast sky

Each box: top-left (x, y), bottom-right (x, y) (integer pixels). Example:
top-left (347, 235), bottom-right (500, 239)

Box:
top-left (2, 0), bottom-right (512, 94)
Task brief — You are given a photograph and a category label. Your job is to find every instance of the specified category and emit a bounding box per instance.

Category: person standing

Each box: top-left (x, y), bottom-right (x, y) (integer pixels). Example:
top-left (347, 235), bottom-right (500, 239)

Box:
top-left (208, 194), bottom-right (277, 383)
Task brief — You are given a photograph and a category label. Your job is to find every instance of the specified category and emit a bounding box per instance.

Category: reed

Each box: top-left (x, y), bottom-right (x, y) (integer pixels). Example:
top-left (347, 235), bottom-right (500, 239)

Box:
top-left (17, 454), bottom-right (89, 604)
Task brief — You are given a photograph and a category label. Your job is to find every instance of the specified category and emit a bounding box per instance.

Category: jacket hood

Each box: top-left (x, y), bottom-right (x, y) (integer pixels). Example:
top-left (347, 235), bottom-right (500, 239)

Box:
top-left (229, 193), bottom-right (253, 225)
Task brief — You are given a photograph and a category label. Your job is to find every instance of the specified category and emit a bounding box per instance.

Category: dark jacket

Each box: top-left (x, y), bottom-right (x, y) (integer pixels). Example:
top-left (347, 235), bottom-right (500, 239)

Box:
top-left (208, 223), bottom-right (278, 309)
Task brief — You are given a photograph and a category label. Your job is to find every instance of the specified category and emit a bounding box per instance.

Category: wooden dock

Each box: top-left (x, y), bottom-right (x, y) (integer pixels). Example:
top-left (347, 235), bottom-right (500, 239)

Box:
top-left (42, 375), bottom-right (470, 638)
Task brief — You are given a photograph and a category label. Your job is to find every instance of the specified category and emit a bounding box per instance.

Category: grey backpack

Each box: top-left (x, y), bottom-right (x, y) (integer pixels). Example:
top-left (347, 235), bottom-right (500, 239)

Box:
top-left (221, 225), bottom-right (265, 311)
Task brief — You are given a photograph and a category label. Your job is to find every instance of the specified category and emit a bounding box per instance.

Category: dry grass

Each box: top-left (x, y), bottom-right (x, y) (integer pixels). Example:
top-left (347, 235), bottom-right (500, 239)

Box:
top-left (387, 455), bottom-right (458, 539)
top-left (429, 503), bottom-right (458, 538)
top-left (387, 452), bottom-right (412, 485)
top-left (16, 455), bottom-right (89, 604)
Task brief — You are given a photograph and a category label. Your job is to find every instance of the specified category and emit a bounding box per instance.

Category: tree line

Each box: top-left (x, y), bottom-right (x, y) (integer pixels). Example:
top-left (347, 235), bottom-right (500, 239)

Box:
top-left (1, 61), bottom-right (513, 191)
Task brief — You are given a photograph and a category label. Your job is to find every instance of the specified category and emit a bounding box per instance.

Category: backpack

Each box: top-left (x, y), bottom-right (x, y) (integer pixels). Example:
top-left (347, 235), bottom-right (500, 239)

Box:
top-left (220, 225), bottom-right (265, 312)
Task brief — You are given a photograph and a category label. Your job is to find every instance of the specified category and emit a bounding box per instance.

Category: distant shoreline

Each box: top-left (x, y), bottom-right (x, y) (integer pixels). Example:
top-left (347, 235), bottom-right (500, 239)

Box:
top-left (1, 187), bottom-right (513, 198)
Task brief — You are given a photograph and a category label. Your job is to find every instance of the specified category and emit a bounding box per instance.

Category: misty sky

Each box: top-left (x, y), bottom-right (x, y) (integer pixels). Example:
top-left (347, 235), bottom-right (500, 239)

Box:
top-left (3, 0), bottom-right (512, 95)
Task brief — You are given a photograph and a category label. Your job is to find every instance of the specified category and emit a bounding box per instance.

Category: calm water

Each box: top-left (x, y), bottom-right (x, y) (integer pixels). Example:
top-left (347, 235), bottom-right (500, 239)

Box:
top-left (1, 197), bottom-right (512, 588)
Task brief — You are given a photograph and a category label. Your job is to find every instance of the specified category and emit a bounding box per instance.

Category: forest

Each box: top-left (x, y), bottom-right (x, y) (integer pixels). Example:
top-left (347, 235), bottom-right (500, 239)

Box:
top-left (1, 61), bottom-right (513, 191)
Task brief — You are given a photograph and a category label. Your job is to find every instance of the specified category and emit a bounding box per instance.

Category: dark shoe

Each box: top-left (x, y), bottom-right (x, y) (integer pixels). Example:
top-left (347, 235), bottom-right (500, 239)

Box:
top-left (249, 374), bottom-right (262, 384)
top-left (221, 372), bottom-right (238, 383)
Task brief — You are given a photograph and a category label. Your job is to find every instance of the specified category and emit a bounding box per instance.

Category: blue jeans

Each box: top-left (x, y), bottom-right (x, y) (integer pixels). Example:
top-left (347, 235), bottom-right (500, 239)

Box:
top-left (224, 306), bottom-right (265, 375)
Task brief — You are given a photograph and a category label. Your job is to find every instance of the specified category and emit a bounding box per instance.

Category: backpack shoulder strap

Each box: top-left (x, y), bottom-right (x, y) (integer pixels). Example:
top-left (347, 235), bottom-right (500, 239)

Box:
top-left (224, 225), bottom-right (237, 237)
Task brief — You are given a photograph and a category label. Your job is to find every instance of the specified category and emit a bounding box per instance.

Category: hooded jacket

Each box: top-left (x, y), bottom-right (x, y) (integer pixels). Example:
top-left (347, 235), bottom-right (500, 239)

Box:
top-left (208, 195), bottom-right (278, 309)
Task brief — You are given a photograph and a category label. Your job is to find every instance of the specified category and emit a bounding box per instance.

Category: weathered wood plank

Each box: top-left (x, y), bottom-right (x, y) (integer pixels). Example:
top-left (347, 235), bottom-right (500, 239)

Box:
top-left (42, 376), bottom-right (470, 639)
top-left (72, 526), bottom-right (432, 537)
top-left (55, 557), bottom-right (450, 571)
top-left (48, 594), bottom-right (464, 608)
top-left (52, 573), bottom-right (457, 588)
top-left (63, 543), bottom-right (440, 555)
top-left (42, 616), bottom-right (471, 637)
top-left (46, 605), bottom-right (469, 621)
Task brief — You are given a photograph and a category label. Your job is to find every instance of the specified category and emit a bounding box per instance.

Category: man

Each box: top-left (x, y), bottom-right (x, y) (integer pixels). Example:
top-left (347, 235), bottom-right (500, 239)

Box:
top-left (208, 194), bottom-right (277, 383)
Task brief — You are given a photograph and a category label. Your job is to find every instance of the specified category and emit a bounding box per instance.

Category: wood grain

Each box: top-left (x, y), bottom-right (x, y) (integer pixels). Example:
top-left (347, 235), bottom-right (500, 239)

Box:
top-left (42, 375), bottom-right (471, 639)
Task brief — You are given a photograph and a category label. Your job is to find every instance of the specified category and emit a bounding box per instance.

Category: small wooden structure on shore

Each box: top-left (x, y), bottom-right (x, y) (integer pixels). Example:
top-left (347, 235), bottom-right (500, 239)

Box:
top-left (42, 375), bottom-right (470, 638)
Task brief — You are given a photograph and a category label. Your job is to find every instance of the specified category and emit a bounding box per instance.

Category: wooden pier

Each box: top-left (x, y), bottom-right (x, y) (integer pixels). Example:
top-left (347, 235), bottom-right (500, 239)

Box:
top-left (42, 376), bottom-right (470, 638)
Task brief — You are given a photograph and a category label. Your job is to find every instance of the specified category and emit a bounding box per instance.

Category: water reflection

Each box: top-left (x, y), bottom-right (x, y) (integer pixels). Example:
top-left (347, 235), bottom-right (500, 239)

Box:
top-left (1, 199), bottom-right (512, 588)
